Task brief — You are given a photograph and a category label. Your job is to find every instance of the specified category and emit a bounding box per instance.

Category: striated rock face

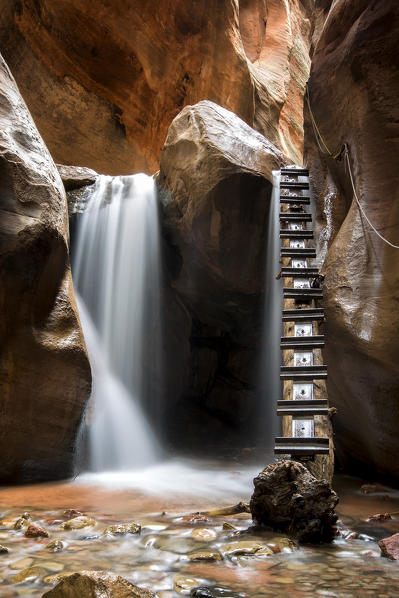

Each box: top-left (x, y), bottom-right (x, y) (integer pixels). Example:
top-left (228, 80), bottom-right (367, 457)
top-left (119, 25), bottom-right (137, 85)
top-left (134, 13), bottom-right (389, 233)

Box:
top-left (0, 0), bottom-right (312, 174)
top-left (304, 0), bottom-right (399, 480)
top-left (0, 54), bottom-right (91, 483)
top-left (250, 460), bottom-right (338, 543)
top-left (159, 101), bottom-right (286, 448)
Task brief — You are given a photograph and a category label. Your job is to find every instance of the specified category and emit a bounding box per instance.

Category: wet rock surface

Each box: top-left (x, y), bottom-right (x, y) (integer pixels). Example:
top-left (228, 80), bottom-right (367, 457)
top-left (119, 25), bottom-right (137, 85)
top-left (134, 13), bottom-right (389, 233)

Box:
top-left (304, 0), bottom-right (399, 481)
top-left (379, 533), bottom-right (399, 561)
top-left (0, 53), bottom-right (91, 484)
top-left (42, 571), bottom-right (156, 597)
top-left (250, 461), bottom-right (339, 543)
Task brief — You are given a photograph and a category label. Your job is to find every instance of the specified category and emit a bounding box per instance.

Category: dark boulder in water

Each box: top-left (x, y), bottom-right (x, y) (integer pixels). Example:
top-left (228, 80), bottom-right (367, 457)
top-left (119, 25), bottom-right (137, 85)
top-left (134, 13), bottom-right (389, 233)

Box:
top-left (250, 460), bottom-right (338, 543)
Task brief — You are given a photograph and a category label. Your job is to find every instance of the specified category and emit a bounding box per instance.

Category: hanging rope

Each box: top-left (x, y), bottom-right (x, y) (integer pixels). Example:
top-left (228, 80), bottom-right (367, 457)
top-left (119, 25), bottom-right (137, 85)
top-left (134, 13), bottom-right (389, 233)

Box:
top-left (306, 84), bottom-right (399, 249)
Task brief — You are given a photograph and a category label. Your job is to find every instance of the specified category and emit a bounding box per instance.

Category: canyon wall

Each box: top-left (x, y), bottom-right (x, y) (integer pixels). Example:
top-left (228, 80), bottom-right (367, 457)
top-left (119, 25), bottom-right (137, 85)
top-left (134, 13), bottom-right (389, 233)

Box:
top-left (0, 55), bottom-right (91, 483)
top-left (305, 0), bottom-right (399, 480)
top-left (0, 0), bottom-right (398, 482)
top-left (0, 0), bottom-right (312, 174)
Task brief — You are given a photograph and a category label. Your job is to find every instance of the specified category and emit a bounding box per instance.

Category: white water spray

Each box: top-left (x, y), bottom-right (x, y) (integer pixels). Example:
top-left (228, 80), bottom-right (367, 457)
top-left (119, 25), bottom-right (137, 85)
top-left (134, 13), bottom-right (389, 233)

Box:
top-left (73, 174), bottom-right (162, 471)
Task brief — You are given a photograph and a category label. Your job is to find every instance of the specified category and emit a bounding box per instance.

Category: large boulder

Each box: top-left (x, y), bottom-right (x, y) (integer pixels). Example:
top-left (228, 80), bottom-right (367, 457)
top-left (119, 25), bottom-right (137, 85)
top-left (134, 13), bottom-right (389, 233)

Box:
top-left (304, 0), bottom-right (399, 480)
top-left (42, 571), bottom-right (155, 598)
top-left (0, 54), bottom-right (91, 483)
top-left (0, 0), bottom-right (312, 173)
top-left (250, 460), bottom-right (338, 543)
top-left (159, 101), bottom-right (286, 449)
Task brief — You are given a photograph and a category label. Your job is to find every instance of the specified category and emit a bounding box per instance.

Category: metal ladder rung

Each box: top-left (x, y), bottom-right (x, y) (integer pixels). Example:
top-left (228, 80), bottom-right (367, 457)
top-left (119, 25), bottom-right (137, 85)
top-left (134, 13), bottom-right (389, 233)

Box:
top-left (274, 437), bottom-right (330, 455)
top-left (279, 213), bottom-right (312, 222)
top-left (282, 308), bottom-right (324, 321)
top-left (281, 248), bottom-right (316, 258)
top-left (280, 335), bottom-right (325, 349)
top-left (280, 182), bottom-right (310, 189)
top-left (280, 231), bottom-right (313, 239)
top-left (281, 268), bottom-right (318, 277)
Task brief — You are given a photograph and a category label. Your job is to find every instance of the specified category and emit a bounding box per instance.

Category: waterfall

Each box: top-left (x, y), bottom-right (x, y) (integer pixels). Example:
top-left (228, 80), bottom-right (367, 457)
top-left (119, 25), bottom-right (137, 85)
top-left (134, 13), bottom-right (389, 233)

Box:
top-left (257, 171), bottom-right (283, 447)
top-left (72, 174), bottom-right (162, 471)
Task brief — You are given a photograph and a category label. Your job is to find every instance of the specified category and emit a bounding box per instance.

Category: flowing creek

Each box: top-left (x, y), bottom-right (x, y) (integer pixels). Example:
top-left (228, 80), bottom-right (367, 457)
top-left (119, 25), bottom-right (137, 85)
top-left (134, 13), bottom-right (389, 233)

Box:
top-left (0, 468), bottom-right (398, 597)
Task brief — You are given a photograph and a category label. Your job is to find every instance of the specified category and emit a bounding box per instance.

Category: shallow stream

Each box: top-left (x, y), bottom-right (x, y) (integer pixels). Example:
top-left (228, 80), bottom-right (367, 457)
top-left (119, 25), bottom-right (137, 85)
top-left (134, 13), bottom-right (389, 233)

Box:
top-left (0, 462), bottom-right (398, 597)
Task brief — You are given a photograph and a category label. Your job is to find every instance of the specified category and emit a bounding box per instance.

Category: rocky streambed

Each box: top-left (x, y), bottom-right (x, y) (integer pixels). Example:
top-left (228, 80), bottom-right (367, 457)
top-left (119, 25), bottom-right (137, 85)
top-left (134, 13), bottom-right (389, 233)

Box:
top-left (0, 466), bottom-right (398, 598)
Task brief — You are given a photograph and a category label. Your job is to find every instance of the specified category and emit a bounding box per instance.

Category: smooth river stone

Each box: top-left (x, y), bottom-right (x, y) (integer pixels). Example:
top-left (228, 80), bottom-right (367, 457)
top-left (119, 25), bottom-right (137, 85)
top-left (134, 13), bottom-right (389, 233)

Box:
top-left (191, 528), bottom-right (217, 542)
top-left (10, 557), bottom-right (34, 570)
top-left (60, 516), bottom-right (95, 530)
top-left (174, 575), bottom-right (200, 593)
top-left (220, 540), bottom-right (266, 556)
top-left (188, 551), bottom-right (222, 561)
top-left (12, 566), bottom-right (47, 583)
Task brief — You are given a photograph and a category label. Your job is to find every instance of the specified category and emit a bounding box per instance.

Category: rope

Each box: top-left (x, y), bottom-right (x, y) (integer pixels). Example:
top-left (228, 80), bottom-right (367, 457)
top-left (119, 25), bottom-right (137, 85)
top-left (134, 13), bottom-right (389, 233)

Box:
top-left (344, 149), bottom-right (399, 249)
top-left (306, 84), bottom-right (399, 249)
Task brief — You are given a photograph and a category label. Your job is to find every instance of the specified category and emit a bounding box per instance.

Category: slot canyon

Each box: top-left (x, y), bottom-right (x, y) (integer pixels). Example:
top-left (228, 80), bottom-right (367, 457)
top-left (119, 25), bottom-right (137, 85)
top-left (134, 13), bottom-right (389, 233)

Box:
top-left (0, 1), bottom-right (398, 597)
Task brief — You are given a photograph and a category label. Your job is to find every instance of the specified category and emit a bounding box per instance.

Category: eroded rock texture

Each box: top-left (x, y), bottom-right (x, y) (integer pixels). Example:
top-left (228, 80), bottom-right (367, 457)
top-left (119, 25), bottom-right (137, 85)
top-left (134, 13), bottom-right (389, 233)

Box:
top-left (0, 54), bottom-right (91, 483)
top-left (0, 0), bottom-right (312, 174)
top-left (250, 460), bottom-right (338, 543)
top-left (305, 0), bottom-right (399, 480)
top-left (159, 101), bottom-right (286, 449)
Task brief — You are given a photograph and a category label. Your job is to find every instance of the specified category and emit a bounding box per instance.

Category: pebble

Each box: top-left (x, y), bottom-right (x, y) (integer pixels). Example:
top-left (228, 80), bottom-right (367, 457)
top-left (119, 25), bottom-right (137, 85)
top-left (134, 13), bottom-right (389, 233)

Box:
top-left (187, 550), bottom-right (222, 561)
top-left (12, 565), bottom-right (47, 583)
top-left (191, 528), bottom-right (217, 542)
top-left (222, 522), bottom-right (236, 531)
top-left (10, 557), bottom-right (34, 570)
top-left (0, 544), bottom-right (9, 554)
top-left (103, 522), bottom-right (141, 536)
top-left (45, 540), bottom-right (64, 552)
top-left (63, 509), bottom-right (83, 519)
top-left (174, 575), bottom-right (201, 593)
top-left (220, 541), bottom-right (266, 556)
top-left (60, 516), bottom-right (95, 530)
top-left (14, 518), bottom-right (29, 530)
top-left (40, 561), bottom-right (65, 572)
top-left (24, 524), bottom-right (49, 538)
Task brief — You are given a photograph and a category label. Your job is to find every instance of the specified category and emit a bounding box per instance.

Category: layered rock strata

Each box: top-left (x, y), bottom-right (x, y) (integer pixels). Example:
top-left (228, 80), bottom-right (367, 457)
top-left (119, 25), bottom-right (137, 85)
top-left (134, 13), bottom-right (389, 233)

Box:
top-left (0, 54), bottom-right (91, 483)
top-left (0, 0), bottom-right (312, 174)
top-left (304, 0), bottom-right (399, 480)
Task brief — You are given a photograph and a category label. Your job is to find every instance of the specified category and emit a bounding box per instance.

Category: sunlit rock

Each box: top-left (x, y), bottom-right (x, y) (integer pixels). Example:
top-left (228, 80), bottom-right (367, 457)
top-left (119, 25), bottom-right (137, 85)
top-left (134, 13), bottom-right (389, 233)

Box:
top-left (0, 0), bottom-right (312, 173)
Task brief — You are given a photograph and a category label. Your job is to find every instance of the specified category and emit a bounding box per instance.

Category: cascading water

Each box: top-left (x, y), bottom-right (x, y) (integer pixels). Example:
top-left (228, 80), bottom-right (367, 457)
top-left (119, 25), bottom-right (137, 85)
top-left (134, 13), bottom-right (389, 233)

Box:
top-left (72, 174), bottom-right (162, 471)
top-left (257, 170), bottom-right (283, 446)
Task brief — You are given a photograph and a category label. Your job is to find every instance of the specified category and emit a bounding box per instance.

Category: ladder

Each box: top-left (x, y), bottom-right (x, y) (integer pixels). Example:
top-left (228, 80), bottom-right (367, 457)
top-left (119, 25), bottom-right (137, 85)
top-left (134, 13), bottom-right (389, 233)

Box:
top-left (274, 167), bottom-right (331, 460)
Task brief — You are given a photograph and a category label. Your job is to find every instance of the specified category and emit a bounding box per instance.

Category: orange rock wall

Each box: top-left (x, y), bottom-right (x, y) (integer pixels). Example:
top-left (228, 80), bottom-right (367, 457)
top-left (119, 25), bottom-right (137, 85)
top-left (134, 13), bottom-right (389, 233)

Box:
top-left (0, 0), bottom-right (312, 174)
